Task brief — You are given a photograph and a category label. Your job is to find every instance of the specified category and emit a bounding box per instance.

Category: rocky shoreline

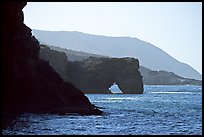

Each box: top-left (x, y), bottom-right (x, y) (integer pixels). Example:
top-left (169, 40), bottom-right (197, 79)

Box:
top-left (2, 2), bottom-right (102, 127)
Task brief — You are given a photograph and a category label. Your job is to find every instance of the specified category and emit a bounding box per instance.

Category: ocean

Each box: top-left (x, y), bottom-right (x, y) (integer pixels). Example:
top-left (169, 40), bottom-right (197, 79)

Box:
top-left (2, 85), bottom-right (202, 135)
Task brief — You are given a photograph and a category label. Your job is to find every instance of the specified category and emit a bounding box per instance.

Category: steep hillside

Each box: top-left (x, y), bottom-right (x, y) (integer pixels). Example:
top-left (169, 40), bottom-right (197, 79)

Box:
top-left (39, 45), bottom-right (201, 88)
top-left (48, 45), bottom-right (108, 61)
top-left (139, 66), bottom-right (201, 85)
top-left (32, 29), bottom-right (202, 80)
top-left (2, 2), bottom-right (102, 127)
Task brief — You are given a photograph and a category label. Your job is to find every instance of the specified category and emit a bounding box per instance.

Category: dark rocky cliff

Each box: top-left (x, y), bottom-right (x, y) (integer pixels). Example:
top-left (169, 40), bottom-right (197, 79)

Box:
top-left (68, 57), bottom-right (144, 94)
top-left (39, 45), bottom-right (143, 94)
top-left (39, 44), bottom-right (70, 82)
top-left (39, 45), bottom-right (201, 87)
top-left (2, 2), bottom-right (102, 127)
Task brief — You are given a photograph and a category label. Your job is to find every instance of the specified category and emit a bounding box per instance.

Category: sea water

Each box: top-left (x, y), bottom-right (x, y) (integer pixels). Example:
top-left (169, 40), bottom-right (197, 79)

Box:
top-left (2, 85), bottom-right (202, 135)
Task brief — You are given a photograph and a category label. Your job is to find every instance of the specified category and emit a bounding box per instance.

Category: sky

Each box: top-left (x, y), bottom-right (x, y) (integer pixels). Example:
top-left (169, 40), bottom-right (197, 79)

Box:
top-left (23, 2), bottom-right (202, 74)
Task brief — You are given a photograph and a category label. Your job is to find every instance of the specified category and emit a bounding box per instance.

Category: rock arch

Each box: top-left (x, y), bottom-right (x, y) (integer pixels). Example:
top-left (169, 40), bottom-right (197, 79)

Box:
top-left (67, 57), bottom-right (144, 94)
top-left (108, 82), bottom-right (123, 93)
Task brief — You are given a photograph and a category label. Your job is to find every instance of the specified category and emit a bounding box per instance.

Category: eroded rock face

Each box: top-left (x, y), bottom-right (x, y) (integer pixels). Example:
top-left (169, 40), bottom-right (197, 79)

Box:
top-left (67, 57), bottom-right (144, 94)
top-left (39, 46), bottom-right (143, 94)
top-left (41, 45), bottom-right (202, 86)
top-left (2, 2), bottom-right (102, 127)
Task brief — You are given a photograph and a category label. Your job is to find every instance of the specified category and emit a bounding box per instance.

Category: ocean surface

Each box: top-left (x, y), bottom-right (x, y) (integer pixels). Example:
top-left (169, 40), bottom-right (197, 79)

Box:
top-left (2, 85), bottom-right (202, 135)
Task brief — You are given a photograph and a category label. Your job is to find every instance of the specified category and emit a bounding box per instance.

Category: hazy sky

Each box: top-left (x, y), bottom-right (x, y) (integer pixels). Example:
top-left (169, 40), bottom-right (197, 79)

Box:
top-left (23, 2), bottom-right (202, 74)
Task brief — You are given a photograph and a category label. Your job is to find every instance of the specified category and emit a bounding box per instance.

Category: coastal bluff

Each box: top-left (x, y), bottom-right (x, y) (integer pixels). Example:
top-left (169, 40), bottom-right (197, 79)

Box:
top-left (40, 45), bottom-right (201, 88)
top-left (67, 57), bottom-right (144, 94)
top-left (2, 2), bottom-right (102, 127)
top-left (39, 45), bottom-right (144, 94)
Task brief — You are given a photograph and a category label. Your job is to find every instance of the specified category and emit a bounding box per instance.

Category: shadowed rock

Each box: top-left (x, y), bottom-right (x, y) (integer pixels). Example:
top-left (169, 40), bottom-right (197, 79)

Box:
top-left (40, 45), bottom-right (202, 87)
top-left (39, 46), bottom-right (143, 94)
top-left (67, 57), bottom-right (144, 94)
top-left (139, 66), bottom-right (202, 85)
top-left (2, 2), bottom-right (102, 127)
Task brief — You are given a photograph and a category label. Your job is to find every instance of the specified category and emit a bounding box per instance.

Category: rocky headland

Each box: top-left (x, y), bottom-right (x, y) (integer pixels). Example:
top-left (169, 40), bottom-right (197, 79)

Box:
top-left (40, 45), bottom-right (144, 94)
top-left (39, 45), bottom-right (202, 90)
top-left (139, 66), bottom-right (202, 85)
top-left (2, 2), bottom-right (102, 127)
top-left (67, 57), bottom-right (144, 94)
top-left (32, 29), bottom-right (202, 80)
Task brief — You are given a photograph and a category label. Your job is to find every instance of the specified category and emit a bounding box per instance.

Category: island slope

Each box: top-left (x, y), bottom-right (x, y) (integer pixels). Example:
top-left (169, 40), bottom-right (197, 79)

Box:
top-left (2, 2), bottom-right (102, 127)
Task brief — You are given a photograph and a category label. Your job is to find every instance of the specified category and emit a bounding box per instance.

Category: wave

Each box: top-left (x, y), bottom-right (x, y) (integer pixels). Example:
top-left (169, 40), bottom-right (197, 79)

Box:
top-left (149, 92), bottom-right (195, 94)
top-left (93, 100), bottom-right (123, 103)
top-left (106, 97), bottom-right (137, 100)
top-left (92, 97), bottom-right (140, 103)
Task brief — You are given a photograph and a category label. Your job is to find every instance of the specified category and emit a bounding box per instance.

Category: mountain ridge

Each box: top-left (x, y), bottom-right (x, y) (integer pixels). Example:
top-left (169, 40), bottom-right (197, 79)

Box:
top-left (32, 29), bottom-right (202, 80)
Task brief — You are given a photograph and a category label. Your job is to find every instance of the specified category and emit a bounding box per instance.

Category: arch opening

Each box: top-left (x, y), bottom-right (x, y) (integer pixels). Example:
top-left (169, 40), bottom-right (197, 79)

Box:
top-left (108, 82), bottom-right (123, 94)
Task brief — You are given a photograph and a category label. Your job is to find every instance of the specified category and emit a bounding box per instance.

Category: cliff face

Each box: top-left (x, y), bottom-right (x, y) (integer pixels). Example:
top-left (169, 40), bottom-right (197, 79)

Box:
top-left (39, 44), bottom-right (70, 82)
top-left (40, 45), bottom-right (201, 87)
top-left (39, 46), bottom-right (143, 94)
top-left (68, 57), bottom-right (144, 94)
top-left (2, 2), bottom-right (102, 127)
top-left (139, 66), bottom-right (202, 85)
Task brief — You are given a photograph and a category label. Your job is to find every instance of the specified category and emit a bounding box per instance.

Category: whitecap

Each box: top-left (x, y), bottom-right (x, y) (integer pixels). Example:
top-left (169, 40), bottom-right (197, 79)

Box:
top-left (150, 92), bottom-right (193, 94)
top-left (106, 97), bottom-right (136, 100)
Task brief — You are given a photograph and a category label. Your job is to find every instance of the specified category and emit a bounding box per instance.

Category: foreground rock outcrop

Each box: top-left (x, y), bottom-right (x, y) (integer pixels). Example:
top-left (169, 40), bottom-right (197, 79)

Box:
top-left (40, 45), bottom-right (144, 94)
top-left (2, 2), bottom-right (102, 127)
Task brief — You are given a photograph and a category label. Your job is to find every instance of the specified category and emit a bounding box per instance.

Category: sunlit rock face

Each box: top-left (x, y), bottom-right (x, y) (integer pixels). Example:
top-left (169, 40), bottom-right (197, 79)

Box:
top-left (2, 2), bottom-right (102, 127)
